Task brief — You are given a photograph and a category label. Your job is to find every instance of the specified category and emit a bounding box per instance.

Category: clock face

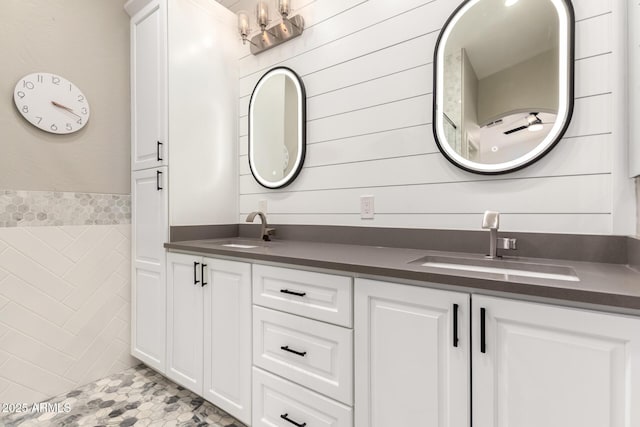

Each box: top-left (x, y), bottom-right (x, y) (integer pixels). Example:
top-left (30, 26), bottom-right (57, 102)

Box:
top-left (13, 72), bottom-right (90, 134)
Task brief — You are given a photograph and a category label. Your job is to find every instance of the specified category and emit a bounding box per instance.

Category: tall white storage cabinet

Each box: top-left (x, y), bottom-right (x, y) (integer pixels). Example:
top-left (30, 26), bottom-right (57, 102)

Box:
top-left (125, 0), bottom-right (238, 377)
top-left (128, 0), bottom-right (169, 374)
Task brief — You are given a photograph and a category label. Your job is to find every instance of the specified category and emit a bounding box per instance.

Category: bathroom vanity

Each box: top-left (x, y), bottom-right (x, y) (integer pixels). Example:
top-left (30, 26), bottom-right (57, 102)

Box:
top-left (160, 236), bottom-right (640, 427)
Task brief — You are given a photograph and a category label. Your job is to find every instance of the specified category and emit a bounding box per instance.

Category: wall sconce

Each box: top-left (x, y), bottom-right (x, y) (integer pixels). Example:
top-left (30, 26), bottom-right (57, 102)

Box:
top-left (238, 0), bottom-right (305, 55)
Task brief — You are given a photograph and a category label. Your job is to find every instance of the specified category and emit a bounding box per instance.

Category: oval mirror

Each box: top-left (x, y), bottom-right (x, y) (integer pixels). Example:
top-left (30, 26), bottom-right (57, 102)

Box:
top-left (249, 67), bottom-right (306, 188)
top-left (433, 0), bottom-right (574, 174)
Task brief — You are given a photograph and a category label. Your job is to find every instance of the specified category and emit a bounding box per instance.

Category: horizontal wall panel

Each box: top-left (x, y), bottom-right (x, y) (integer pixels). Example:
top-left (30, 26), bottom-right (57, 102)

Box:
top-left (236, 213), bottom-right (612, 235)
top-left (240, 174), bottom-right (611, 215)
top-left (575, 13), bottom-right (612, 60)
top-left (564, 94), bottom-right (612, 138)
top-left (574, 54), bottom-right (612, 98)
top-left (308, 95), bottom-right (432, 144)
top-left (307, 65), bottom-right (432, 121)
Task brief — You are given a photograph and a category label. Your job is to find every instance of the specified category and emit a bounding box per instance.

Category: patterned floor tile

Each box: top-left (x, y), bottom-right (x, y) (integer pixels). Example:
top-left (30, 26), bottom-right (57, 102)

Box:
top-left (0, 365), bottom-right (246, 427)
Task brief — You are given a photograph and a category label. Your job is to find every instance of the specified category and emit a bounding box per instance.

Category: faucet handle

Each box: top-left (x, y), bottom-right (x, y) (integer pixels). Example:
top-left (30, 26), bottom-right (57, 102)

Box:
top-left (482, 211), bottom-right (500, 230)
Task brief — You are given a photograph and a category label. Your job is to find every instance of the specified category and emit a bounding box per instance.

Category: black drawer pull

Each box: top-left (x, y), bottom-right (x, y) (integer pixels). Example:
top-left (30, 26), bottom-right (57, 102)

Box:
top-left (280, 413), bottom-right (306, 427)
top-left (280, 346), bottom-right (307, 357)
top-left (193, 262), bottom-right (200, 285)
top-left (280, 289), bottom-right (306, 297)
top-left (480, 307), bottom-right (486, 354)
top-left (453, 303), bottom-right (459, 348)
top-left (157, 141), bottom-right (163, 161)
top-left (156, 170), bottom-right (163, 191)
top-left (201, 264), bottom-right (207, 287)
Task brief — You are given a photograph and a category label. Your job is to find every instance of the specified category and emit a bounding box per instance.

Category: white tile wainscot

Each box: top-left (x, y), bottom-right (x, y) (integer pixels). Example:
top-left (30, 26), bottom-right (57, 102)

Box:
top-left (0, 225), bottom-right (136, 404)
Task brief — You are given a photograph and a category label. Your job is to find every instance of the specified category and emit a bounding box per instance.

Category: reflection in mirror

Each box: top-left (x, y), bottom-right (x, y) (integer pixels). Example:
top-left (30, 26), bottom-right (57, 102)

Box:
top-left (434, 0), bottom-right (574, 174)
top-left (249, 67), bottom-right (306, 188)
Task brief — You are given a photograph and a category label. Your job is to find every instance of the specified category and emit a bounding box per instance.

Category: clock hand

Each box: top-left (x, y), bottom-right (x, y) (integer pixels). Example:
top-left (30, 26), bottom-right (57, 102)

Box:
top-left (51, 100), bottom-right (80, 118)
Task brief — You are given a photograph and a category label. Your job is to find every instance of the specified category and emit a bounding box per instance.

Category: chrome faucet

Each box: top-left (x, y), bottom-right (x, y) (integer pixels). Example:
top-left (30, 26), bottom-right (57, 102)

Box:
top-left (482, 211), bottom-right (517, 259)
top-left (246, 211), bottom-right (275, 241)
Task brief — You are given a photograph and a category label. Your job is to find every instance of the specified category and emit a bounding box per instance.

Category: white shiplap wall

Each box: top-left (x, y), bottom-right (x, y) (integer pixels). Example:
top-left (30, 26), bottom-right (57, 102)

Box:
top-left (232, 0), bottom-right (636, 235)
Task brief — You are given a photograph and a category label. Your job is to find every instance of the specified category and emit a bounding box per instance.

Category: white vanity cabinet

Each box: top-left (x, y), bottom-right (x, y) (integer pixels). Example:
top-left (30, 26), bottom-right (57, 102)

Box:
top-left (354, 278), bottom-right (470, 427)
top-left (252, 265), bottom-right (354, 427)
top-left (473, 295), bottom-right (640, 427)
top-left (131, 167), bottom-right (168, 372)
top-left (166, 252), bottom-right (252, 425)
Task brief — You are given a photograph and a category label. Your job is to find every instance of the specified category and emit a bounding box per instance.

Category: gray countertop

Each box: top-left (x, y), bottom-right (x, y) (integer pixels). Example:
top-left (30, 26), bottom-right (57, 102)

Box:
top-left (165, 237), bottom-right (640, 311)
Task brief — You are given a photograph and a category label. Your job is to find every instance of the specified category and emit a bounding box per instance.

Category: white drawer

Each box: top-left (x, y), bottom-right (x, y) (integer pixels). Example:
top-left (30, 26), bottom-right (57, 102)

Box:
top-left (253, 367), bottom-right (353, 427)
top-left (252, 264), bottom-right (353, 327)
top-left (253, 306), bottom-right (353, 405)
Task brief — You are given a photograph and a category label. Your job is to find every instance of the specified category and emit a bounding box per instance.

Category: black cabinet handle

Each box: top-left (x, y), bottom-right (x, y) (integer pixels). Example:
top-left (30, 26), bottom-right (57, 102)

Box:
top-left (201, 264), bottom-right (207, 287)
top-left (280, 289), bottom-right (306, 297)
top-left (453, 303), bottom-right (459, 348)
top-left (280, 346), bottom-right (307, 357)
top-left (157, 141), bottom-right (163, 161)
top-left (280, 413), bottom-right (306, 427)
top-left (156, 170), bottom-right (163, 191)
top-left (193, 262), bottom-right (200, 285)
top-left (480, 307), bottom-right (486, 354)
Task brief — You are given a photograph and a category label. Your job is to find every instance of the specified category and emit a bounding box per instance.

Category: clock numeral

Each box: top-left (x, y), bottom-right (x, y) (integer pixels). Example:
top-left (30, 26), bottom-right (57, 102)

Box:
top-left (81, 107), bottom-right (88, 115)
top-left (37, 75), bottom-right (43, 83)
top-left (22, 105), bottom-right (29, 113)
top-left (76, 118), bottom-right (83, 125)
top-left (52, 76), bottom-right (60, 85)
top-left (23, 81), bottom-right (34, 90)
top-left (16, 91), bottom-right (25, 99)
top-left (36, 117), bottom-right (43, 124)
top-left (65, 123), bottom-right (73, 131)
top-left (77, 95), bottom-right (85, 103)
top-left (50, 124), bottom-right (58, 131)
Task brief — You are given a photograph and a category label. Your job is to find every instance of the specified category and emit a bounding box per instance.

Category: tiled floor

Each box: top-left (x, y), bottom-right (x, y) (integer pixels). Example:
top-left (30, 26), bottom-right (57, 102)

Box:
top-left (0, 364), bottom-right (246, 427)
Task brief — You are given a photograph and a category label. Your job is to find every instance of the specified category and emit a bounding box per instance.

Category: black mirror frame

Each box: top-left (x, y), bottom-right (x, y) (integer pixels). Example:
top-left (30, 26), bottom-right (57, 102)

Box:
top-left (432, 0), bottom-right (576, 175)
top-left (248, 66), bottom-right (307, 189)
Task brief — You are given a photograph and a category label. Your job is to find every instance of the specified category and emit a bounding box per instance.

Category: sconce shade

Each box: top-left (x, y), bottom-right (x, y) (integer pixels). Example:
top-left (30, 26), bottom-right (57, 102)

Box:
top-left (278, 0), bottom-right (291, 17)
top-left (256, 1), bottom-right (269, 30)
top-left (238, 11), bottom-right (250, 37)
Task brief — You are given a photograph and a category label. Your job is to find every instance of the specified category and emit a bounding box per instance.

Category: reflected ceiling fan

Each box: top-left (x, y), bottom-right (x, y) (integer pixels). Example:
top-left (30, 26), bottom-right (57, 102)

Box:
top-left (503, 113), bottom-right (546, 135)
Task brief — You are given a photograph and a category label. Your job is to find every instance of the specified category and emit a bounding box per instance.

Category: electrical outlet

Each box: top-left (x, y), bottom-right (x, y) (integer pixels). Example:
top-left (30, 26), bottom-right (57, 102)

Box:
top-left (360, 195), bottom-right (374, 219)
top-left (258, 199), bottom-right (267, 213)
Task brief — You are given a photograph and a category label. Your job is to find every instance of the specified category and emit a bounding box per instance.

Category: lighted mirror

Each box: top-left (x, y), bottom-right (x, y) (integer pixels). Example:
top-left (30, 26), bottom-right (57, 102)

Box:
top-left (433, 0), bottom-right (575, 174)
top-left (249, 67), bottom-right (306, 188)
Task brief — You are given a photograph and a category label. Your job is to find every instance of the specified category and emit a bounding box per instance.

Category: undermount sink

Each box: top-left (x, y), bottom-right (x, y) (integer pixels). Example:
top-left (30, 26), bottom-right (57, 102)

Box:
top-left (208, 239), bottom-right (269, 249)
top-left (222, 243), bottom-right (259, 249)
top-left (411, 255), bottom-right (580, 282)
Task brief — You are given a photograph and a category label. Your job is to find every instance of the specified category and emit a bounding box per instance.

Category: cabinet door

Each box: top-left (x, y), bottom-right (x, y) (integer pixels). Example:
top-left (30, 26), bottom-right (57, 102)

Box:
top-left (166, 252), bottom-right (203, 394)
top-left (355, 278), bottom-right (469, 427)
top-left (473, 295), bottom-right (640, 427)
top-left (131, 0), bottom-right (167, 171)
top-left (131, 167), bottom-right (168, 372)
top-left (202, 258), bottom-right (252, 425)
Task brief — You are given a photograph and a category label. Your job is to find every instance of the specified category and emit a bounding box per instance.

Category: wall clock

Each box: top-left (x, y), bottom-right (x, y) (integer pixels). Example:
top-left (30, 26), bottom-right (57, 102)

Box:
top-left (13, 72), bottom-right (91, 134)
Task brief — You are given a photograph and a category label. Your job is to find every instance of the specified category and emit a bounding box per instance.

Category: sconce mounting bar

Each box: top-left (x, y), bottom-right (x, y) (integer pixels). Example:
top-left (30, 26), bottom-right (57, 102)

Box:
top-left (250, 15), bottom-right (304, 55)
